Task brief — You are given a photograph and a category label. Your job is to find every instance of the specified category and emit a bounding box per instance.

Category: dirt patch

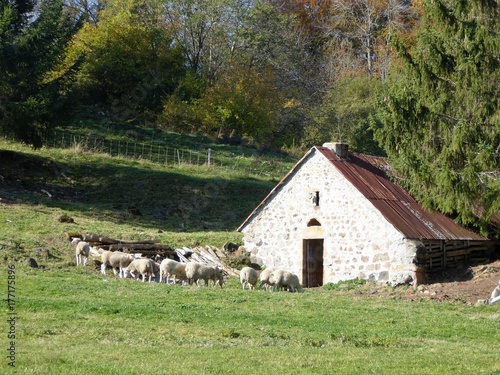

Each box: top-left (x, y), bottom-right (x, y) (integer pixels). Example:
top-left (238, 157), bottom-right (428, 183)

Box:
top-left (346, 260), bottom-right (500, 305)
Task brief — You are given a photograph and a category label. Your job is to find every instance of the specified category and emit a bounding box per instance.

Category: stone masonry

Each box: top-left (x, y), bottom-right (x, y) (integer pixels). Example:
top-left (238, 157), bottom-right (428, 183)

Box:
top-left (239, 147), bottom-right (422, 286)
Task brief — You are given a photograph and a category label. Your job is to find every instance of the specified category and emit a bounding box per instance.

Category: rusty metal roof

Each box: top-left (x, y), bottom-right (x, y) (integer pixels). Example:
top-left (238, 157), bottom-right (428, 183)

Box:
top-left (238, 146), bottom-right (486, 241)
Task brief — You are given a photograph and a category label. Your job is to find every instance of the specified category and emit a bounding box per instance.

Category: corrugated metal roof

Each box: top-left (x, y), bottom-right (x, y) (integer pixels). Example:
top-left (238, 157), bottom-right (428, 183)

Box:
top-left (317, 147), bottom-right (485, 240)
top-left (238, 146), bottom-right (486, 241)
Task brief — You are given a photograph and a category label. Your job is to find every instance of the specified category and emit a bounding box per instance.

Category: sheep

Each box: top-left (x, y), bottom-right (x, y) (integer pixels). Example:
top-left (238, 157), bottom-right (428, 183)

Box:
top-left (123, 258), bottom-right (160, 282)
top-left (491, 280), bottom-right (500, 300)
top-left (259, 267), bottom-right (275, 290)
top-left (100, 250), bottom-right (135, 277)
top-left (72, 238), bottom-right (90, 266)
top-left (185, 262), bottom-right (224, 287)
top-left (159, 259), bottom-right (187, 284)
top-left (111, 252), bottom-right (136, 278)
top-left (239, 267), bottom-right (258, 290)
top-left (271, 269), bottom-right (304, 293)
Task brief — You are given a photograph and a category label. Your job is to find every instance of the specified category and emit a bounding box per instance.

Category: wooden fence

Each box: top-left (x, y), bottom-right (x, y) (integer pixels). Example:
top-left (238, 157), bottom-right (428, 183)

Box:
top-left (424, 240), bottom-right (492, 271)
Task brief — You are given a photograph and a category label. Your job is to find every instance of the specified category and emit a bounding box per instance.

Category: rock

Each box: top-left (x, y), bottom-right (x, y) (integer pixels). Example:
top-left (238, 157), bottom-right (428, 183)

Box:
top-left (28, 258), bottom-right (38, 268)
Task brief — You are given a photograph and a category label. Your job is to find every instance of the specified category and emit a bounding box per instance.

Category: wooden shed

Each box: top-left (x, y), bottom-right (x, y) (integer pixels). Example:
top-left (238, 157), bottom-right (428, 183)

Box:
top-left (237, 143), bottom-right (494, 287)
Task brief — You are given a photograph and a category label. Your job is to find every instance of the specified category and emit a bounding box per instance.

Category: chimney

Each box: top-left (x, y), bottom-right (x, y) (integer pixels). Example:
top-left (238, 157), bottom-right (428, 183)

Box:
top-left (323, 142), bottom-right (349, 158)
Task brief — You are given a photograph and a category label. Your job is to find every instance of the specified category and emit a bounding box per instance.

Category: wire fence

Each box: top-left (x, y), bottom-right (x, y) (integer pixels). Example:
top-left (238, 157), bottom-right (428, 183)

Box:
top-left (46, 130), bottom-right (214, 167)
top-left (35, 130), bottom-right (297, 178)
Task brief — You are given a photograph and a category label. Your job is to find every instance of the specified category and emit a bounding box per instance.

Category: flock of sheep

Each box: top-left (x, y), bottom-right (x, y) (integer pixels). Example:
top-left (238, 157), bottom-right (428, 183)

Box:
top-left (73, 238), bottom-right (304, 292)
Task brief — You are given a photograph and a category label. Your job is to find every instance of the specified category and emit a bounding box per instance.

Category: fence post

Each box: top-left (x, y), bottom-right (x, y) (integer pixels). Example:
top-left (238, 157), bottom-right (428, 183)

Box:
top-left (177, 149), bottom-right (181, 166)
top-left (207, 148), bottom-right (211, 166)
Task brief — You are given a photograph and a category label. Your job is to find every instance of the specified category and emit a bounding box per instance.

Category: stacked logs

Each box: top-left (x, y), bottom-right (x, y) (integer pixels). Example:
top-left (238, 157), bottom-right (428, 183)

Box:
top-left (67, 233), bottom-right (175, 259)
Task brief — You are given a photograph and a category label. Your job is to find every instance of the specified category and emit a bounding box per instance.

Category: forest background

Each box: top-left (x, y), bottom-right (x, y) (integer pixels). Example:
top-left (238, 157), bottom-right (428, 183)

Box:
top-left (1, 0), bottom-right (499, 237)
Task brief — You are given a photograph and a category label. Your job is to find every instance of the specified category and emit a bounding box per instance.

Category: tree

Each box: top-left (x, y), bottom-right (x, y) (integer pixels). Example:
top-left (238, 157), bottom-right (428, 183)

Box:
top-left (306, 76), bottom-right (385, 154)
top-left (164, 0), bottom-right (253, 83)
top-left (325, 0), bottom-right (418, 80)
top-left (0, 0), bottom-right (79, 147)
top-left (375, 0), bottom-right (500, 237)
top-left (198, 62), bottom-right (282, 143)
top-left (53, 0), bottom-right (186, 122)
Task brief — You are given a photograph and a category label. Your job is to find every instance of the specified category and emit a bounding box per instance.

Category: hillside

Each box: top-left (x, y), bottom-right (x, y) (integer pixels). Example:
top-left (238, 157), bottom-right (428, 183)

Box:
top-left (1, 134), bottom-right (499, 305)
top-left (0, 133), bottom-right (297, 264)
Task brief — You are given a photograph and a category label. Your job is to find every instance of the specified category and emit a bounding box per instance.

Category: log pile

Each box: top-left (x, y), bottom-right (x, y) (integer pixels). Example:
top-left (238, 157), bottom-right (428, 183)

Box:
top-left (67, 233), bottom-right (176, 258)
top-left (176, 246), bottom-right (239, 276)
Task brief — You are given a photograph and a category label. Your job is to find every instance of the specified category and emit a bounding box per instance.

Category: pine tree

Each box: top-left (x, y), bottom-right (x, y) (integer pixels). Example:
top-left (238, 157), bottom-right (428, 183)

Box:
top-left (375, 0), bottom-right (500, 237)
top-left (0, 0), bottom-right (79, 147)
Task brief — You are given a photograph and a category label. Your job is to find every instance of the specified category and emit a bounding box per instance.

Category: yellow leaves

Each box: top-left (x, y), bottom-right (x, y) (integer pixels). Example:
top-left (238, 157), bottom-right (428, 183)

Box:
top-left (283, 98), bottom-right (301, 109)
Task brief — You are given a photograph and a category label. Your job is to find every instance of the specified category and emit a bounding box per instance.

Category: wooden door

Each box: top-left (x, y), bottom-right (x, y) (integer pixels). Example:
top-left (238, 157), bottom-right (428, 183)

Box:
top-left (303, 239), bottom-right (324, 287)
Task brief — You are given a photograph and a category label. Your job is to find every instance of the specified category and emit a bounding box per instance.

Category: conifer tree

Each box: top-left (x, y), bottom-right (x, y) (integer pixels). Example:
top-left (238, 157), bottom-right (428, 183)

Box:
top-left (0, 0), bottom-right (78, 147)
top-left (375, 0), bottom-right (500, 237)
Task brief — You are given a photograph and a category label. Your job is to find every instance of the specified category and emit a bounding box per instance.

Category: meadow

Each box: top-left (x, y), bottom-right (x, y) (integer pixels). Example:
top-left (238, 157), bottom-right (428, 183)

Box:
top-left (1, 265), bottom-right (500, 374)
top-left (1, 134), bottom-right (499, 374)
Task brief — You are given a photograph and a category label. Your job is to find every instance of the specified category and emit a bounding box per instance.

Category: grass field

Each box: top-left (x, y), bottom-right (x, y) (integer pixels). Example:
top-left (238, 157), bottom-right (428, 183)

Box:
top-left (1, 265), bottom-right (500, 374)
top-left (1, 135), bottom-right (500, 374)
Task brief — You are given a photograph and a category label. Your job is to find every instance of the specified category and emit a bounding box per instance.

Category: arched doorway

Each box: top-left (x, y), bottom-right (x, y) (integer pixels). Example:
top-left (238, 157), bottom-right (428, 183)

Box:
top-left (302, 219), bottom-right (324, 287)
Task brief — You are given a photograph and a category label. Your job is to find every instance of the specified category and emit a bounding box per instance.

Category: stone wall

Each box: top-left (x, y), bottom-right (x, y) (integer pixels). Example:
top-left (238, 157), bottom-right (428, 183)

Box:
top-left (241, 148), bottom-right (420, 286)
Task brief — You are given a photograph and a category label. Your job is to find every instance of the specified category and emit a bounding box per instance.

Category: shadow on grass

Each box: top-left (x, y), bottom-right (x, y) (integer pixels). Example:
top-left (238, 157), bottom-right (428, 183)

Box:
top-left (0, 149), bottom-right (275, 232)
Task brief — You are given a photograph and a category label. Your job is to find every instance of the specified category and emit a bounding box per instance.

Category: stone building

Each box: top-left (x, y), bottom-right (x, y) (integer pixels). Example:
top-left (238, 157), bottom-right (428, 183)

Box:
top-left (237, 143), bottom-right (492, 287)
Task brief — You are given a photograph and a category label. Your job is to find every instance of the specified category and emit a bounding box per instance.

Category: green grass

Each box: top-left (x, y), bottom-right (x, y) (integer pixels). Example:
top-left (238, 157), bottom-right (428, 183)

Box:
top-left (0, 136), bottom-right (293, 260)
top-left (1, 265), bottom-right (500, 374)
top-left (1, 134), bottom-right (499, 374)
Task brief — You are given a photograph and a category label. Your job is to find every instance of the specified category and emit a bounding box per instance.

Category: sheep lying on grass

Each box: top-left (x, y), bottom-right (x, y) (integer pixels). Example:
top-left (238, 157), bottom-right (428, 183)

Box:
top-left (72, 238), bottom-right (90, 266)
top-left (100, 251), bottom-right (136, 277)
top-left (123, 258), bottom-right (160, 282)
top-left (259, 268), bottom-right (275, 290)
top-left (159, 259), bottom-right (187, 284)
top-left (185, 262), bottom-right (224, 287)
top-left (271, 269), bottom-right (304, 293)
top-left (240, 267), bottom-right (258, 290)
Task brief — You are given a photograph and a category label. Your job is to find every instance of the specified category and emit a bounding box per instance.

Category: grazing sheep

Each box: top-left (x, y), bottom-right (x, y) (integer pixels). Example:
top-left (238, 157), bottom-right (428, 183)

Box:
top-left (259, 267), bottom-right (275, 290)
top-left (100, 250), bottom-right (113, 274)
top-left (159, 259), bottom-right (187, 284)
top-left (271, 269), bottom-right (304, 293)
top-left (240, 267), bottom-right (258, 290)
top-left (123, 258), bottom-right (160, 282)
top-left (110, 252), bottom-right (136, 278)
top-left (185, 262), bottom-right (224, 287)
top-left (100, 251), bottom-right (135, 277)
top-left (72, 238), bottom-right (90, 266)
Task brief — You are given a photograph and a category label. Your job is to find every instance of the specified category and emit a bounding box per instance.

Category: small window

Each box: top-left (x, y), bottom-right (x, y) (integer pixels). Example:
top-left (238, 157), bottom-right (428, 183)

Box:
top-left (307, 218), bottom-right (321, 227)
top-left (312, 191), bottom-right (320, 206)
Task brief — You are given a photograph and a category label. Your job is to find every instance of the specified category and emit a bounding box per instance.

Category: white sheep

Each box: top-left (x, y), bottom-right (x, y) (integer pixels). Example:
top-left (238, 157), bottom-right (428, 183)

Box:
top-left (239, 267), bottom-right (258, 290)
top-left (259, 267), bottom-right (275, 290)
top-left (100, 250), bottom-right (135, 277)
top-left (159, 259), bottom-right (187, 284)
top-left (72, 238), bottom-right (90, 266)
top-left (271, 269), bottom-right (304, 293)
top-left (185, 262), bottom-right (224, 287)
top-left (491, 280), bottom-right (500, 300)
top-left (123, 258), bottom-right (160, 282)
